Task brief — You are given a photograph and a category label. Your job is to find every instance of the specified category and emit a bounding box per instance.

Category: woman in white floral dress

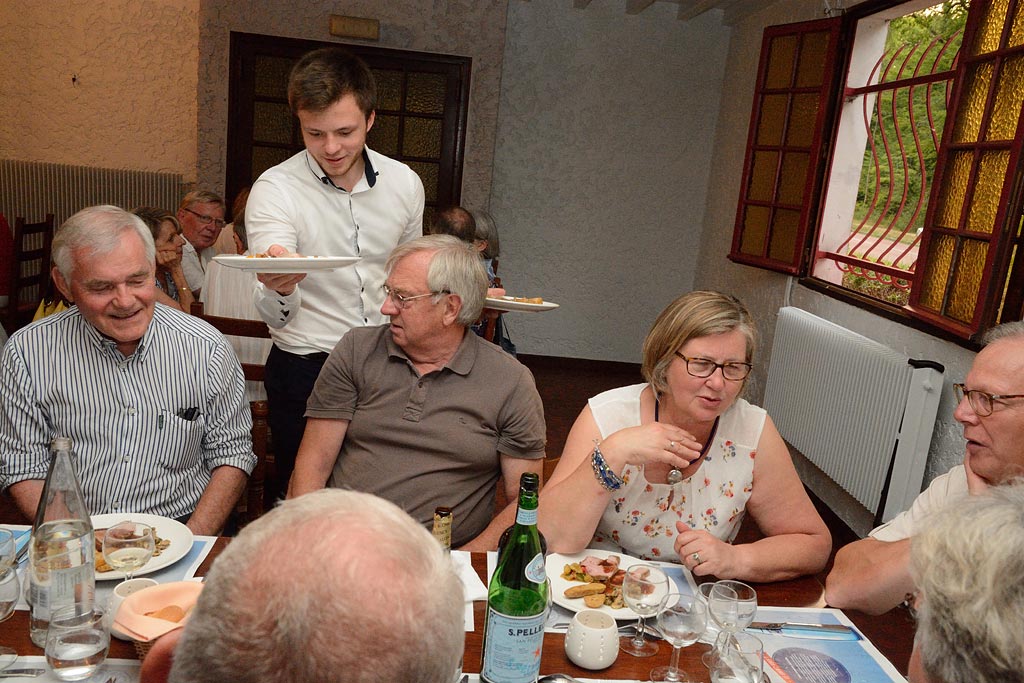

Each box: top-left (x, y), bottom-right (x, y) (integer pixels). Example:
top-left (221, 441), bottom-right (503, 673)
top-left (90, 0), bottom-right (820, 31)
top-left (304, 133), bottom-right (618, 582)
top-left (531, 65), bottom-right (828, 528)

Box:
top-left (538, 291), bottom-right (830, 582)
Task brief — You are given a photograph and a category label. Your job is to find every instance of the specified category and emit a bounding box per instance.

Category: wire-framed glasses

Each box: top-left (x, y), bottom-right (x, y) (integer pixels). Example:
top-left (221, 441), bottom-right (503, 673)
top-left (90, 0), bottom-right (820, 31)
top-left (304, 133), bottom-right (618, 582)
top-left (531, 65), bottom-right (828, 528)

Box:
top-left (381, 284), bottom-right (449, 309)
top-left (182, 207), bottom-right (226, 229)
top-left (674, 352), bottom-right (752, 381)
top-left (953, 383), bottom-right (1024, 417)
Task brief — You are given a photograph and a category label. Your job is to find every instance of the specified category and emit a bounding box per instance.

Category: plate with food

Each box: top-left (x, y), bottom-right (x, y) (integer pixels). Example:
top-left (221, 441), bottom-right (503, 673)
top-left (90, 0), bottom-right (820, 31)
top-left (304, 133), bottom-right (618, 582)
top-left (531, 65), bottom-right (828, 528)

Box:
top-left (546, 549), bottom-right (679, 620)
top-left (91, 513), bottom-right (194, 580)
top-left (484, 295), bottom-right (560, 313)
top-left (213, 254), bottom-right (361, 273)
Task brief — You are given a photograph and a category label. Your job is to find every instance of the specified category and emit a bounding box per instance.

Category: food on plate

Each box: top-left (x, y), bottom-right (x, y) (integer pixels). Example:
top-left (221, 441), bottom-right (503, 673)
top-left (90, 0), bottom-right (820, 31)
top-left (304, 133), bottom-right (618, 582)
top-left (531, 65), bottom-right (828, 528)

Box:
top-left (245, 253), bottom-right (319, 259)
top-left (581, 554), bottom-right (621, 580)
top-left (509, 296), bottom-right (544, 304)
top-left (563, 582), bottom-right (607, 599)
top-left (93, 528), bottom-right (171, 573)
top-left (561, 554), bottom-right (631, 609)
top-left (145, 604), bottom-right (186, 623)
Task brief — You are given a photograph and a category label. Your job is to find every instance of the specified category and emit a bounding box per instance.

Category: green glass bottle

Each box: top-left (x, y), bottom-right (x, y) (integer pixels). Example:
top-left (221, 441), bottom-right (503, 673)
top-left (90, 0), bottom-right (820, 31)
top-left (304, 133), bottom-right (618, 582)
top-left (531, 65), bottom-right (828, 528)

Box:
top-left (480, 472), bottom-right (548, 683)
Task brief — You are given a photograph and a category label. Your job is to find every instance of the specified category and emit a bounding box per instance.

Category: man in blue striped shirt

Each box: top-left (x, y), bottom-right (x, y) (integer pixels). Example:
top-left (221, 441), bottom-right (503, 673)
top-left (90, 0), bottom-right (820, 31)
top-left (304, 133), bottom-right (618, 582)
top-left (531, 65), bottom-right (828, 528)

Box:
top-left (0, 206), bottom-right (256, 535)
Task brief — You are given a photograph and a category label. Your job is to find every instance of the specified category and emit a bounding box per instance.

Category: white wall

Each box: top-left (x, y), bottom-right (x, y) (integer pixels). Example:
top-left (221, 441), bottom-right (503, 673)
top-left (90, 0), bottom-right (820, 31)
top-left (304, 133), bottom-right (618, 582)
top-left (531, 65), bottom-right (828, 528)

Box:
top-left (695, 0), bottom-right (974, 488)
top-left (490, 0), bottom-right (730, 361)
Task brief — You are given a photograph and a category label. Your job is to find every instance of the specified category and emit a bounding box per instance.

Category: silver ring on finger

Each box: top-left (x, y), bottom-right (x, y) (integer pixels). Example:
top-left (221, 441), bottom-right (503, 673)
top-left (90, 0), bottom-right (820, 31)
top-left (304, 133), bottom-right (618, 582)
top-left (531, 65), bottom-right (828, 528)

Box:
top-left (669, 440), bottom-right (676, 449)
top-left (692, 552), bottom-right (702, 565)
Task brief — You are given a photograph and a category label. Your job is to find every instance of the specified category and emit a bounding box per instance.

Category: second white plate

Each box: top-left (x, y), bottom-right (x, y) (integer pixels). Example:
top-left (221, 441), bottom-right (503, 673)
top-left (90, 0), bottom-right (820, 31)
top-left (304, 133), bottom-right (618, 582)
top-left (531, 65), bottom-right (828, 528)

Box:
top-left (485, 295), bottom-right (560, 313)
top-left (92, 513), bottom-right (194, 581)
top-left (546, 549), bottom-right (678, 620)
top-left (213, 255), bottom-right (360, 273)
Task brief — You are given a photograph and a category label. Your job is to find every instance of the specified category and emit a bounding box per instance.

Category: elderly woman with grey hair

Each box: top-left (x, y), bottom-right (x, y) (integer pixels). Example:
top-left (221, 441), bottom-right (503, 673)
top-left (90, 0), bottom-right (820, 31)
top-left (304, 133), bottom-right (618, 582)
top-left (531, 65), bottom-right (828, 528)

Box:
top-left (909, 483), bottom-right (1024, 683)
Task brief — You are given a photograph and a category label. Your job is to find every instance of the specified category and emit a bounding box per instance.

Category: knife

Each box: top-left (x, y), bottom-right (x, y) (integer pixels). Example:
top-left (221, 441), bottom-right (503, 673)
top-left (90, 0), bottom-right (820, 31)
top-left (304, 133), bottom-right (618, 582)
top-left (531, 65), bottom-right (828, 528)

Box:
top-left (749, 621), bottom-right (854, 634)
top-left (0, 669), bottom-right (47, 678)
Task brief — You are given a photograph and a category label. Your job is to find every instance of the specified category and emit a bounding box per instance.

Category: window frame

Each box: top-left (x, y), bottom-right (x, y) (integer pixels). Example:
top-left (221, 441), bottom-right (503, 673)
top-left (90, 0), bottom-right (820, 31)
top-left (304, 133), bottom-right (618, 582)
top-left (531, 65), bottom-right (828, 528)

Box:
top-left (732, 0), bottom-right (1024, 343)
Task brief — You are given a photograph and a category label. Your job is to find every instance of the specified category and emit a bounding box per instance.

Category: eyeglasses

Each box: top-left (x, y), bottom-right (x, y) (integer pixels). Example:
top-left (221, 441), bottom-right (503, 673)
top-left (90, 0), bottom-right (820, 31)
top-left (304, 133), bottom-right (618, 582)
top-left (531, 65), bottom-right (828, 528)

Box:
top-left (182, 207), bottom-right (226, 229)
top-left (953, 383), bottom-right (1024, 417)
top-left (381, 284), bottom-right (449, 309)
top-left (674, 352), bottom-right (752, 381)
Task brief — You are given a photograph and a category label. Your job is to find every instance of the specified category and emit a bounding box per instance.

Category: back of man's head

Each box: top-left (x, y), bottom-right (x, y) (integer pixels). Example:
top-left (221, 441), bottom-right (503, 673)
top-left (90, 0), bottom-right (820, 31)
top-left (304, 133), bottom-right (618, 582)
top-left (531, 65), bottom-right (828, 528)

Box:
top-left (431, 206), bottom-right (477, 244)
top-left (288, 47), bottom-right (376, 118)
top-left (910, 483), bottom-right (1024, 683)
top-left (167, 490), bottom-right (464, 683)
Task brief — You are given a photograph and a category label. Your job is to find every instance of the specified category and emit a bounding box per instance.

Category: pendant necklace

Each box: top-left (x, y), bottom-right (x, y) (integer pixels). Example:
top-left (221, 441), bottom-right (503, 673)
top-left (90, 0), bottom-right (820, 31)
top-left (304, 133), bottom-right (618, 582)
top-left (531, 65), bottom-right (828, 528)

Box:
top-left (655, 396), bottom-right (719, 485)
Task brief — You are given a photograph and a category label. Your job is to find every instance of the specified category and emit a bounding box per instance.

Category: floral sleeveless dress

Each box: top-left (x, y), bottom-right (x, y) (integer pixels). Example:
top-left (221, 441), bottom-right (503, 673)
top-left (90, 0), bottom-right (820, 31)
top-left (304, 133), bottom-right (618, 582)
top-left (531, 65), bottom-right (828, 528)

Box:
top-left (588, 384), bottom-right (765, 562)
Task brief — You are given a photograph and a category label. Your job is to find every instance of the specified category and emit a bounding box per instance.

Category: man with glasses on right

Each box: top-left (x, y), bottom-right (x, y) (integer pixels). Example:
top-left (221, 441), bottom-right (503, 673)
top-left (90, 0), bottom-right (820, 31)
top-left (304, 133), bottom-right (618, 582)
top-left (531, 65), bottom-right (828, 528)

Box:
top-left (825, 320), bottom-right (1024, 614)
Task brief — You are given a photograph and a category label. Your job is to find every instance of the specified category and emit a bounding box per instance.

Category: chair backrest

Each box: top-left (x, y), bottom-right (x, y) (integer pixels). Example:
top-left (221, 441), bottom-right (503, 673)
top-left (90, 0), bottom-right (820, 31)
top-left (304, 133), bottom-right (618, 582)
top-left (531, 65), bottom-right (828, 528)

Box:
top-left (190, 301), bottom-right (271, 382)
top-left (3, 214), bottom-right (55, 331)
top-left (234, 399), bottom-right (270, 527)
top-left (483, 275), bottom-right (502, 343)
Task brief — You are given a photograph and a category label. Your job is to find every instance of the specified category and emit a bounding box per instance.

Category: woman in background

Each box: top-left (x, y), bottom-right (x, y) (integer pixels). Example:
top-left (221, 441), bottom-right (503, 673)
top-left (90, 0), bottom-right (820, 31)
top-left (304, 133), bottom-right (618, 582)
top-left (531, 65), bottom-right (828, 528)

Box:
top-left (539, 290), bottom-right (830, 582)
top-left (132, 207), bottom-right (194, 313)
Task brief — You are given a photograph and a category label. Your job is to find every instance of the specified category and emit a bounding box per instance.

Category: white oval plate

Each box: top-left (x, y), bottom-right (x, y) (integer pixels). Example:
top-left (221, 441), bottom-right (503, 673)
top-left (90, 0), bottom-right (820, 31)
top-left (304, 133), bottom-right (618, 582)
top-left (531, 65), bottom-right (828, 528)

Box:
top-left (484, 295), bottom-right (560, 313)
top-left (92, 513), bottom-right (194, 581)
top-left (213, 255), bottom-right (360, 273)
top-left (546, 549), bottom-right (677, 621)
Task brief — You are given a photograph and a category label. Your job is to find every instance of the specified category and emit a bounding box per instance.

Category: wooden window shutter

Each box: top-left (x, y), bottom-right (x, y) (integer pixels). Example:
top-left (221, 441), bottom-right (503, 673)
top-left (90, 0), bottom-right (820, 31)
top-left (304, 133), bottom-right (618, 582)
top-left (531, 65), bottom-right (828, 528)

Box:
top-left (909, 0), bottom-right (1024, 338)
top-left (729, 17), bottom-right (842, 274)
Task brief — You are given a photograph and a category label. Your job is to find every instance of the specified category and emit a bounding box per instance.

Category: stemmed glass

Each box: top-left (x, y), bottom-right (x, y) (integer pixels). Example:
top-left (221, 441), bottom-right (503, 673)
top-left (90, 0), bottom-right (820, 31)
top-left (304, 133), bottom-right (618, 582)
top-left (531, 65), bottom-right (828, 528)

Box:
top-left (619, 563), bottom-right (670, 658)
top-left (102, 522), bottom-right (156, 581)
top-left (650, 592), bottom-right (708, 682)
top-left (0, 529), bottom-right (21, 670)
top-left (703, 580), bottom-right (757, 667)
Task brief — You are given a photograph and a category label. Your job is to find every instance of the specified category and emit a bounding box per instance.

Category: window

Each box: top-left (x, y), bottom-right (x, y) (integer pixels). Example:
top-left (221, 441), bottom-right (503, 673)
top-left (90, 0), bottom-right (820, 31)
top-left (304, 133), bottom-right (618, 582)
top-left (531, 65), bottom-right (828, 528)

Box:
top-left (225, 33), bottom-right (471, 228)
top-left (732, 0), bottom-right (1024, 340)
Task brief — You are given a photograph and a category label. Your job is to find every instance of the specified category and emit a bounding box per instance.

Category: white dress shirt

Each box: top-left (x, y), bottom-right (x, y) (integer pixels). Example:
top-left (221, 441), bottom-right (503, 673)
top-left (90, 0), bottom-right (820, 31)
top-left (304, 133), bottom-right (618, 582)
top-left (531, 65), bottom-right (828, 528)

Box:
top-left (246, 148), bottom-right (424, 355)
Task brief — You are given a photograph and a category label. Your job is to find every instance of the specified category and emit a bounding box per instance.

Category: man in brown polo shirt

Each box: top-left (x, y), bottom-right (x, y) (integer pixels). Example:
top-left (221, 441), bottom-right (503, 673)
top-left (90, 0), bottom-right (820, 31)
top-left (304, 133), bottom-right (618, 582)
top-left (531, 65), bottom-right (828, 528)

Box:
top-left (287, 234), bottom-right (546, 548)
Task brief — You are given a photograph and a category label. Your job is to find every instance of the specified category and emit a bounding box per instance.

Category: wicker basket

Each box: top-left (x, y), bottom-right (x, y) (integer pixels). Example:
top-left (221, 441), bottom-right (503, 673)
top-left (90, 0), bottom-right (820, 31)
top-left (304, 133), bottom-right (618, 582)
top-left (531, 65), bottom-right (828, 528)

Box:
top-left (132, 639), bottom-right (154, 660)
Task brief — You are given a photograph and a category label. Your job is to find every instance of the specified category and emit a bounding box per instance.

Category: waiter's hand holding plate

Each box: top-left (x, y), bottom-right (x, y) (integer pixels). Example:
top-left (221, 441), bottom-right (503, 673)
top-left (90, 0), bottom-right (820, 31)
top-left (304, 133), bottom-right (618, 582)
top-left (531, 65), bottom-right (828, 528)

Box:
top-left (255, 244), bottom-right (307, 294)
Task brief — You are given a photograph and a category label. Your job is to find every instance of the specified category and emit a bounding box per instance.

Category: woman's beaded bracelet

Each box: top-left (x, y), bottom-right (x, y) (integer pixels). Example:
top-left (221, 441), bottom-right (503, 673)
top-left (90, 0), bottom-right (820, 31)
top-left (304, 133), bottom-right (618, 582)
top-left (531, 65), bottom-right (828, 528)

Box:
top-left (590, 441), bottom-right (624, 491)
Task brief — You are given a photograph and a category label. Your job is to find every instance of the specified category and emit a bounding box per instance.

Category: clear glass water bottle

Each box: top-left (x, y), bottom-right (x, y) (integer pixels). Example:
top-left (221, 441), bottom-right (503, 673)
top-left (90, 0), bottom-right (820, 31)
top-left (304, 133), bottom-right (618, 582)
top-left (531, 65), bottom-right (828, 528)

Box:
top-left (28, 437), bottom-right (95, 647)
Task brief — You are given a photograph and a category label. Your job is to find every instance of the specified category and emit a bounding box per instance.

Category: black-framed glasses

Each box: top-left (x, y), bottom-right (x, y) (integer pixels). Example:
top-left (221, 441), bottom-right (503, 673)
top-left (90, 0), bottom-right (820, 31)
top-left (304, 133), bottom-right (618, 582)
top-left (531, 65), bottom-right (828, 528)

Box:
top-left (953, 383), bottom-right (1024, 417)
top-left (381, 284), bottom-right (449, 309)
top-left (674, 352), bottom-right (752, 381)
top-left (182, 207), bottom-right (226, 229)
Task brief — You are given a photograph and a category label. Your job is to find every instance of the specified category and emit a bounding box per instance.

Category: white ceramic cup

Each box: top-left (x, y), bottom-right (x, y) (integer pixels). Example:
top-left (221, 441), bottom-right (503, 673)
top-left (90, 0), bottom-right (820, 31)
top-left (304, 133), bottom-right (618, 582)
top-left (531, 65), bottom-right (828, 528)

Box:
top-left (107, 577), bottom-right (159, 625)
top-left (564, 609), bottom-right (619, 670)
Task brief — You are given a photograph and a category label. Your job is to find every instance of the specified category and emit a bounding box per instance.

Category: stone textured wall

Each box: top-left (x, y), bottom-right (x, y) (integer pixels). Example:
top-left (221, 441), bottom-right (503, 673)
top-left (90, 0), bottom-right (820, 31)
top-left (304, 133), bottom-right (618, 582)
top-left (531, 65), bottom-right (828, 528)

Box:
top-left (490, 0), bottom-right (731, 361)
top-left (695, 0), bottom-right (974, 488)
top-left (0, 1), bottom-right (199, 178)
top-left (197, 0), bottom-right (509, 209)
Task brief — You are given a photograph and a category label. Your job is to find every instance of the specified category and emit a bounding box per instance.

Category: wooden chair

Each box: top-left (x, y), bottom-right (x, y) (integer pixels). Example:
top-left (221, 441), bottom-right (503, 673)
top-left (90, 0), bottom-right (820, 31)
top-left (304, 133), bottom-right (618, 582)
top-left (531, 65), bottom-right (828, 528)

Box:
top-left (191, 301), bottom-right (276, 525)
top-left (2, 214), bottom-right (55, 334)
top-left (483, 275), bottom-right (502, 343)
top-left (190, 301), bottom-right (271, 382)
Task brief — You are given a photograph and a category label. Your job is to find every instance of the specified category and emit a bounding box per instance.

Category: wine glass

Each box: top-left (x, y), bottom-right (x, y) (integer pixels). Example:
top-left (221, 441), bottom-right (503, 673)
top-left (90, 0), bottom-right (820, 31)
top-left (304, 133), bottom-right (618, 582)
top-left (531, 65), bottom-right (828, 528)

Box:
top-left (703, 580), bottom-right (757, 668)
top-left (650, 592), bottom-right (708, 682)
top-left (0, 529), bottom-right (19, 671)
top-left (709, 631), bottom-right (764, 683)
top-left (619, 563), bottom-right (670, 658)
top-left (102, 521), bottom-right (156, 581)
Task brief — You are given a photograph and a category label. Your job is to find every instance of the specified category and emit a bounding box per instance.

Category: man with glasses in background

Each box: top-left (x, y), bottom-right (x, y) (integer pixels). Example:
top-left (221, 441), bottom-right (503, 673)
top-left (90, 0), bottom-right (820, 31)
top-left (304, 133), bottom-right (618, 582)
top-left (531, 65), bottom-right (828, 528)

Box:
top-left (176, 190), bottom-right (228, 297)
top-left (825, 320), bottom-right (1024, 614)
top-left (287, 235), bottom-right (545, 550)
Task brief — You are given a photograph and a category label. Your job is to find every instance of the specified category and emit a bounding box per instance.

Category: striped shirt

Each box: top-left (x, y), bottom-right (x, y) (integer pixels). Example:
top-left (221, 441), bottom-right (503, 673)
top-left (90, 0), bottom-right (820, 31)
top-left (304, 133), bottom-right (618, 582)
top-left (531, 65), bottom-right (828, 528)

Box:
top-left (0, 304), bottom-right (255, 518)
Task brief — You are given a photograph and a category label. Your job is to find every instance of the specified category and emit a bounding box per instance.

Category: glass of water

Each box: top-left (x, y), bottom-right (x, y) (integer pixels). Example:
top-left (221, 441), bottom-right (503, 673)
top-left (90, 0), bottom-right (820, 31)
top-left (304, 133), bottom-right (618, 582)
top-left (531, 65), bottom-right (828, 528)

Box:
top-left (45, 606), bottom-right (109, 681)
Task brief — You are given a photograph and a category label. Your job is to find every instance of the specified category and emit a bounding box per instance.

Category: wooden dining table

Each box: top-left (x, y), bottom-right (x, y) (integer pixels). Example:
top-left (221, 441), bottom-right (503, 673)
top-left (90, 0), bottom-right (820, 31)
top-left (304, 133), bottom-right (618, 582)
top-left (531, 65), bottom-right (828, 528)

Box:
top-left (1, 539), bottom-right (914, 681)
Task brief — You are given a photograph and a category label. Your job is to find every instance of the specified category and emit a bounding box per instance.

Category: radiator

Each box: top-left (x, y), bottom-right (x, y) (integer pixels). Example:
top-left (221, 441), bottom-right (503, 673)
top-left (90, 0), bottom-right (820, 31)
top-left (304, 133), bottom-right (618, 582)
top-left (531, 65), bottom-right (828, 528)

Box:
top-left (0, 160), bottom-right (184, 227)
top-left (763, 307), bottom-right (944, 529)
